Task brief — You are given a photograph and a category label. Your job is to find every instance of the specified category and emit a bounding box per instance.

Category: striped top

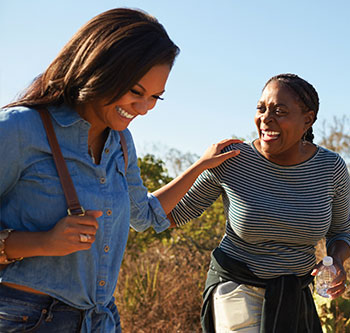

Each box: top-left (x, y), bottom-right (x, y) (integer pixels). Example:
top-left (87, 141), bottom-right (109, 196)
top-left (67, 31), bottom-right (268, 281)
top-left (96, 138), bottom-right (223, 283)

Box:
top-left (171, 142), bottom-right (350, 279)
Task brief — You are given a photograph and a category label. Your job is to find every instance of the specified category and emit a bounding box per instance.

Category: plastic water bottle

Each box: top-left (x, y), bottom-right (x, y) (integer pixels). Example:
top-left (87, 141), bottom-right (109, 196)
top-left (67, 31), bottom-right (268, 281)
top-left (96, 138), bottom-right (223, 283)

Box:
top-left (316, 256), bottom-right (337, 298)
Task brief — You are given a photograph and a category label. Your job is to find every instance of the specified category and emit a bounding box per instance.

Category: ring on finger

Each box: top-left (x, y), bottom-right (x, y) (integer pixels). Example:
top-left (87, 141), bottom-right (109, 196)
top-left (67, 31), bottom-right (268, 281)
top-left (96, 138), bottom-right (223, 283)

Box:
top-left (79, 234), bottom-right (91, 243)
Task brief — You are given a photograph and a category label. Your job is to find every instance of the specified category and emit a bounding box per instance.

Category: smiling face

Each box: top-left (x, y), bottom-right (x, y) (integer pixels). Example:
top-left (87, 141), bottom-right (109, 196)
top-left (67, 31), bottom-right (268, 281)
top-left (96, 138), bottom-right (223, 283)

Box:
top-left (254, 80), bottom-right (315, 165)
top-left (78, 64), bottom-right (171, 132)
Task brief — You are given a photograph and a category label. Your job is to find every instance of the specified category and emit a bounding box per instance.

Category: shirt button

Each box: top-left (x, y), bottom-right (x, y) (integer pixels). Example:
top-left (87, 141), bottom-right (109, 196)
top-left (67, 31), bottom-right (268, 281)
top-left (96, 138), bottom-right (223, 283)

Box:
top-left (106, 209), bottom-right (112, 216)
top-left (100, 177), bottom-right (106, 184)
top-left (104, 245), bottom-right (110, 252)
top-left (99, 280), bottom-right (106, 287)
top-left (105, 148), bottom-right (110, 154)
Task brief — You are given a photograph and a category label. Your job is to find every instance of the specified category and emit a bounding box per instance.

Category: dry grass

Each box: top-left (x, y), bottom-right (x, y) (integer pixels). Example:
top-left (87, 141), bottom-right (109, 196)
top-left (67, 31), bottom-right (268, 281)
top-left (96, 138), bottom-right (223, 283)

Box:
top-left (116, 237), bottom-right (350, 333)
top-left (116, 243), bottom-right (208, 332)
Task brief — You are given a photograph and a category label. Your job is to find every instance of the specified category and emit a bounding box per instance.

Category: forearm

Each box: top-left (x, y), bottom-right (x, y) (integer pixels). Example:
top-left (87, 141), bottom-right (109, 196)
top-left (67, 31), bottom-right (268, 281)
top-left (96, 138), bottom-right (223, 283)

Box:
top-left (4, 231), bottom-right (50, 259)
top-left (167, 214), bottom-right (177, 228)
top-left (153, 159), bottom-right (205, 214)
top-left (2, 210), bottom-right (101, 260)
top-left (153, 139), bottom-right (241, 215)
top-left (327, 240), bottom-right (350, 265)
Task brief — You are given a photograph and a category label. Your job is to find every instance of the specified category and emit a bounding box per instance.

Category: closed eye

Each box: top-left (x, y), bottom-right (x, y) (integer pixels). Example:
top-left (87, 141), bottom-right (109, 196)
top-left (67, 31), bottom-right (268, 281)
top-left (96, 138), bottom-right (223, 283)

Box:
top-left (130, 89), bottom-right (164, 101)
top-left (275, 108), bottom-right (287, 115)
top-left (130, 88), bottom-right (142, 96)
top-left (256, 105), bottom-right (266, 113)
top-left (152, 95), bottom-right (164, 101)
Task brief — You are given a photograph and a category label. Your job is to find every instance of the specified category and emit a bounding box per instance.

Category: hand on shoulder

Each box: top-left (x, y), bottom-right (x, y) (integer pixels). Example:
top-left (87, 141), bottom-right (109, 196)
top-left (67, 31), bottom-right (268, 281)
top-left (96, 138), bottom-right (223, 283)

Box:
top-left (198, 139), bottom-right (242, 170)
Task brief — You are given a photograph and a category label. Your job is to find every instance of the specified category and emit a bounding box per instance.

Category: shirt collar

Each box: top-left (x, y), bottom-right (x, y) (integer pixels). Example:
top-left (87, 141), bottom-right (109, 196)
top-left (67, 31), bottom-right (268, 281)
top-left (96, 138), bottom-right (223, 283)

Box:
top-left (47, 104), bottom-right (89, 128)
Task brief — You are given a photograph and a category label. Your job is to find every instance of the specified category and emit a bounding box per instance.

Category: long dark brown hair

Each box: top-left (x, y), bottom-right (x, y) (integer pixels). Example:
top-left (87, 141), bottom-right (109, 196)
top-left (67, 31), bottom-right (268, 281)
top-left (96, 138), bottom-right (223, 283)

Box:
top-left (4, 8), bottom-right (180, 109)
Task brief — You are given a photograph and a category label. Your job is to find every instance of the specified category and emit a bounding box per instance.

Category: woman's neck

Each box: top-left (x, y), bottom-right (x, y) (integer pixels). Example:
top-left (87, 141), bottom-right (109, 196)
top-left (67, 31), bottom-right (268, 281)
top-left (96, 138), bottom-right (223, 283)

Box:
top-left (253, 139), bottom-right (317, 166)
top-left (76, 103), bottom-right (110, 164)
top-left (88, 127), bottom-right (110, 164)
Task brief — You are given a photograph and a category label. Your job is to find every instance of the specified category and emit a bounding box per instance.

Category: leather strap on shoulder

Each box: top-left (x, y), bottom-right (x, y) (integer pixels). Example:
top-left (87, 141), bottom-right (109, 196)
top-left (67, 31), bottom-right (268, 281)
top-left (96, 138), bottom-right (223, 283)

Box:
top-left (37, 108), bottom-right (84, 216)
top-left (37, 108), bottom-right (129, 214)
top-left (118, 131), bottom-right (128, 174)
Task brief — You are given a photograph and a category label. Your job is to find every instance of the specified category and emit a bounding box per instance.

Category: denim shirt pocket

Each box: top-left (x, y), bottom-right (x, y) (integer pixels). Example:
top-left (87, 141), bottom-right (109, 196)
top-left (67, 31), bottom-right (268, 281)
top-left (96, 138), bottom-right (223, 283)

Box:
top-left (115, 157), bottom-right (126, 176)
top-left (27, 158), bottom-right (78, 195)
top-left (114, 159), bottom-right (128, 193)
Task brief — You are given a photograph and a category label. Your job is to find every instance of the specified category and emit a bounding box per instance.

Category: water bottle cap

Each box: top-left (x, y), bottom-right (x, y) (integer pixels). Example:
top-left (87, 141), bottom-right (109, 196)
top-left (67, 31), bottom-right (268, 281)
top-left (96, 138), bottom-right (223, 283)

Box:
top-left (322, 256), bottom-right (333, 266)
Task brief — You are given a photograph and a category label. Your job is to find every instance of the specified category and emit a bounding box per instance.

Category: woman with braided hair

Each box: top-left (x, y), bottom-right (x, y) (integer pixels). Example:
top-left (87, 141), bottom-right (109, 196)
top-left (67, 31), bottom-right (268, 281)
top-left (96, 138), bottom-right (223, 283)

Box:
top-left (169, 73), bottom-right (350, 332)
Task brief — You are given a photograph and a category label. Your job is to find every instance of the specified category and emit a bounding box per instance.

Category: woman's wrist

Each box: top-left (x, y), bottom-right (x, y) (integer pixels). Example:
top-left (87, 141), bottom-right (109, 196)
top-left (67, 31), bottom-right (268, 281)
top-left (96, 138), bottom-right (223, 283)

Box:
top-left (3, 230), bottom-right (52, 260)
top-left (327, 240), bottom-right (350, 265)
top-left (0, 229), bottom-right (23, 264)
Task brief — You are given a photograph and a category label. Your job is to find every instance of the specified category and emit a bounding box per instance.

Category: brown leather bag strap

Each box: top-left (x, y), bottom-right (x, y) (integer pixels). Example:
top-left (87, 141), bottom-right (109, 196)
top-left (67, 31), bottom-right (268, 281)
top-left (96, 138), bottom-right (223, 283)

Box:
top-left (37, 108), bottom-right (129, 215)
top-left (118, 131), bottom-right (128, 174)
top-left (37, 108), bottom-right (84, 216)
top-left (38, 108), bottom-right (128, 215)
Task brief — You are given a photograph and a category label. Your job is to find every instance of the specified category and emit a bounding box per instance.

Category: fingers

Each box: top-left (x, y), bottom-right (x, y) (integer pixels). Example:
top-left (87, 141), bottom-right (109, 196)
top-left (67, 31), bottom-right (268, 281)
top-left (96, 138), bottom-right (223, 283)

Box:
top-left (327, 280), bottom-right (347, 299)
top-left (70, 211), bottom-right (100, 244)
top-left (214, 139), bottom-right (243, 152)
top-left (208, 149), bottom-right (240, 166)
top-left (312, 260), bottom-right (347, 299)
top-left (332, 270), bottom-right (346, 286)
top-left (77, 225), bottom-right (98, 237)
top-left (328, 266), bottom-right (347, 298)
top-left (217, 138), bottom-right (243, 147)
top-left (61, 222), bottom-right (97, 243)
top-left (74, 210), bottom-right (102, 229)
top-left (46, 209), bottom-right (103, 256)
top-left (78, 233), bottom-right (95, 245)
top-left (220, 149), bottom-right (241, 159)
top-left (198, 139), bottom-right (242, 170)
top-left (85, 210), bottom-right (103, 219)
top-left (311, 261), bottom-right (324, 276)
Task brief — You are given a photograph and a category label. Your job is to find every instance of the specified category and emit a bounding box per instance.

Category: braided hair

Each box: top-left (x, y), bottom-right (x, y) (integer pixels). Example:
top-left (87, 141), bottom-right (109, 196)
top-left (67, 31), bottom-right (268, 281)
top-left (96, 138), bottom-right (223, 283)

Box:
top-left (263, 74), bottom-right (319, 143)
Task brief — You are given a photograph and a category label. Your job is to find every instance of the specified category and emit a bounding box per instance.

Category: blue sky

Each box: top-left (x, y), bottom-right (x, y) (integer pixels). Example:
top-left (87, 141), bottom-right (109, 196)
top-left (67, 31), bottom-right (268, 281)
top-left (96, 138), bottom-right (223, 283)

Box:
top-left (1, 0), bottom-right (349, 159)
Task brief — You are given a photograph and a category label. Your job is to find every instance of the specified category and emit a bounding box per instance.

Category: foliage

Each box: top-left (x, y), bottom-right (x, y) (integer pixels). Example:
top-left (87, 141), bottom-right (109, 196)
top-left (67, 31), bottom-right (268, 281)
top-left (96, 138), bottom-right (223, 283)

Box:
top-left (314, 295), bottom-right (350, 333)
top-left (170, 197), bottom-right (226, 252)
top-left (137, 154), bottom-right (173, 191)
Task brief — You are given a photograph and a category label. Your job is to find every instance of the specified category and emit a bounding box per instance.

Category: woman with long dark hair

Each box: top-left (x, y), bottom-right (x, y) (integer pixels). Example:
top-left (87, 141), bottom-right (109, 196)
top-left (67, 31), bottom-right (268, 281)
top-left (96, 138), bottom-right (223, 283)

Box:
top-left (0, 8), bottom-right (240, 332)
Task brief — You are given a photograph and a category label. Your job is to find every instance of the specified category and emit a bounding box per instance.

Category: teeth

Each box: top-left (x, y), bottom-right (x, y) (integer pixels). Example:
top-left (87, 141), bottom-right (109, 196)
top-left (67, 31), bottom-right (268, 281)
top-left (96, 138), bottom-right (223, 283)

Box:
top-left (116, 106), bottom-right (134, 119)
top-left (261, 130), bottom-right (280, 136)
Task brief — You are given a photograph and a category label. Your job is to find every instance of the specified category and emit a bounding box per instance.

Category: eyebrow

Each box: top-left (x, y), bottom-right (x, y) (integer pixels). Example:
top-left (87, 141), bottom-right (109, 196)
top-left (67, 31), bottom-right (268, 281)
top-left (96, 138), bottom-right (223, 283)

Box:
top-left (257, 101), bottom-right (288, 107)
top-left (136, 83), bottom-right (146, 91)
top-left (135, 83), bottom-right (165, 95)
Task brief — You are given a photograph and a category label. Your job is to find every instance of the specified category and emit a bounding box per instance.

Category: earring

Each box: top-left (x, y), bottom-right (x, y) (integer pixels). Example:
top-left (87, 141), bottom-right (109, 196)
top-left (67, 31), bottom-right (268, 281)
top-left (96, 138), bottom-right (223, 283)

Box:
top-left (302, 132), bottom-right (307, 146)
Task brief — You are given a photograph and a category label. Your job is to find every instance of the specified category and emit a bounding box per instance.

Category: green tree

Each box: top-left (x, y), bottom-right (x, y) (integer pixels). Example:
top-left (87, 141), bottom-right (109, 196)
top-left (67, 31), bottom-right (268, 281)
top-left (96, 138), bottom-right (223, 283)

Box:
top-left (137, 154), bottom-right (173, 192)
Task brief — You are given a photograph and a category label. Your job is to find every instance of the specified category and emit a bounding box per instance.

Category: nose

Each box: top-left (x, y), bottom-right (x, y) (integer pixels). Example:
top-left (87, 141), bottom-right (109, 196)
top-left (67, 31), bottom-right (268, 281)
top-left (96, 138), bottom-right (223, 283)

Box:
top-left (133, 101), bottom-right (148, 115)
top-left (260, 110), bottom-right (273, 123)
top-left (133, 99), bottom-right (156, 116)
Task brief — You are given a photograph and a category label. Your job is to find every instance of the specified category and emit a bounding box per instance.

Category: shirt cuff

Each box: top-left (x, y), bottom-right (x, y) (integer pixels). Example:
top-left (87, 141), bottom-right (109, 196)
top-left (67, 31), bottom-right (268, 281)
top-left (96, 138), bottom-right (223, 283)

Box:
top-left (148, 194), bottom-right (171, 233)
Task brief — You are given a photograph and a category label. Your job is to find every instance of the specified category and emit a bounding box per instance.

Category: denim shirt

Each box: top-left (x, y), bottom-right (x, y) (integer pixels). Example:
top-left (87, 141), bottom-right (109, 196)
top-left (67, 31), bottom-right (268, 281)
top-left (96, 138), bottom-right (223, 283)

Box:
top-left (0, 105), bottom-right (170, 332)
